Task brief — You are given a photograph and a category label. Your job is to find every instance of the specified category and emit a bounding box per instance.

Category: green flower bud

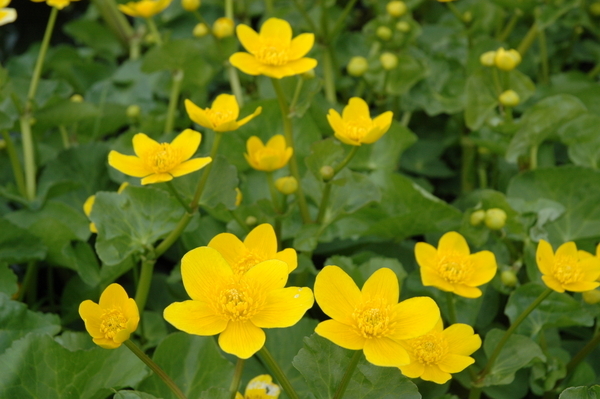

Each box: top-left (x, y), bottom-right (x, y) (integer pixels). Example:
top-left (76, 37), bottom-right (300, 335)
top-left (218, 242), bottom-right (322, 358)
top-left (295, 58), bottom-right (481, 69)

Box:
top-left (376, 26), bottom-right (393, 41)
top-left (275, 176), bottom-right (298, 195)
top-left (347, 56), bottom-right (369, 77)
top-left (494, 48), bottom-right (521, 71)
top-left (469, 209), bottom-right (486, 226)
top-left (583, 289), bottom-right (600, 304)
top-left (182, 0), bottom-right (200, 11)
top-left (590, 2), bottom-right (600, 16)
top-left (213, 17), bottom-right (234, 39)
top-left (501, 270), bottom-right (518, 287)
top-left (479, 51), bottom-right (496, 67)
top-left (245, 215), bottom-right (257, 226)
top-left (499, 90), bottom-right (520, 108)
top-left (463, 11), bottom-right (472, 23)
top-left (320, 165), bottom-right (335, 181)
top-left (380, 52), bottom-right (398, 70)
top-left (395, 21), bottom-right (411, 32)
top-left (484, 208), bottom-right (507, 230)
top-left (126, 104), bottom-right (141, 119)
top-left (70, 94), bottom-right (84, 103)
top-left (193, 22), bottom-right (209, 37)
top-left (302, 69), bottom-right (316, 80)
top-left (386, 1), bottom-right (407, 17)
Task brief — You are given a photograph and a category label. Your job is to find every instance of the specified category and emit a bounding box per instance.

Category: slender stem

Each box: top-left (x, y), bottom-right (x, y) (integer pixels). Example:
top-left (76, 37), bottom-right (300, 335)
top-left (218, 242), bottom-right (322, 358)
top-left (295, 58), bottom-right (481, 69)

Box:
top-left (333, 146), bottom-right (359, 175)
top-left (266, 172), bottom-right (282, 213)
top-left (18, 261), bottom-right (37, 302)
top-left (322, 48), bottom-right (337, 104)
top-left (91, 0), bottom-right (134, 48)
top-left (333, 351), bottom-right (362, 399)
top-left (166, 181), bottom-right (193, 213)
top-left (264, 0), bottom-right (273, 14)
top-left (497, 11), bottom-right (521, 42)
top-left (530, 144), bottom-right (538, 170)
top-left (124, 340), bottom-right (188, 399)
top-left (492, 68), bottom-right (504, 96)
top-left (401, 111), bottom-right (412, 127)
top-left (191, 132), bottom-right (223, 209)
top-left (134, 258), bottom-right (156, 313)
top-left (19, 117), bottom-right (36, 200)
top-left (227, 65), bottom-right (244, 108)
top-left (289, 77), bottom-right (304, 113)
top-left (329, 0), bottom-right (359, 39)
top-left (446, 292), bottom-right (457, 325)
top-left (27, 7), bottom-right (58, 108)
top-left (354, 79), bottom-right (366, 98)
top-left (229, 358), bottom-right (245, 399)
top-left (517, 22), bottom-right (538, 56)
top-left (225, 0), bottom-right (234, 19)
top-left (164, 69), bottom-right (184, 134)
top-left (1, 131), bottom-right (27, 198)
top-left (539, 28), bottom-right (549, 84)
top-left (145, 17), bottom-right (163, 46)
top-left (588, 63), bottom-right (600, 78)
top-left (257, 346), bottom-right (300, 399)
top-left (566, 330), bottom-right (600, 375)
top-left (59, 125), bottom-right (70, 149)
top-left (461, 134), bottom-right (476, 194)
top-left (446, 2), bottom-right (465, 24)
top-left (271, 79), bottom-right (311, 224)
top-left (291, 0), bottom-right (319, 33)
top-left (154, 213), bottom-right (193, 257)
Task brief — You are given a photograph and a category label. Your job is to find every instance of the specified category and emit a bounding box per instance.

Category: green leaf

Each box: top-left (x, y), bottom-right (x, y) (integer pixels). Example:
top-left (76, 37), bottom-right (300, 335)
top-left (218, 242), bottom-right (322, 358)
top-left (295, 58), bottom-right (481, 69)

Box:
top-left (0, 263), bottom-right (17, 297)
top-left (559, 386), bottom-right (600, 399)
top-left (114, 391), bottom-right (161, 399)
top-left (63, 19), bottom-right (124, 58)
top-left (305, 138), bottom-right (345, 179)
top-left (138, 333), bottom-right (234, 399)
top-left (385, 53), bottom-right (427, 95)
top-left (91, 186), bottom-right (184, 265)
top-left (0, 293), bottom-right (61, 355)
top-left (34, 100), bottom-right (100, 128)
top-left (536, 0), bottom-right (580, 29)
top-left (199, 388), bottom-right (229, 399)
top-left (0, 333), bottom-right (147, 399)
top-left (465, 69), bottom-right (498, 131)
top-left (557, 113), bottom-right (600, 168)
top-left (292, 334), bottom-right (421, 399)
top-left (0, 217), bottom-right (47, 263)
top-left (327, 170), bottom-right (382, 222)
top-left (351, 122), bottom-right (417, 172)
top-left (481, 328), bottom-right (546, 386)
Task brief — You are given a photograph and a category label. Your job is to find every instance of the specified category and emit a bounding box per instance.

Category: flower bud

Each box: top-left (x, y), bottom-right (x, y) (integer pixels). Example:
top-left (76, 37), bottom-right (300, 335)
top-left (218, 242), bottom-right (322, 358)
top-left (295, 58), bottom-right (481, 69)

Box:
top-left (463, 11), bottom-right (472, 23)
top-left (213, 17), bottom-right (234, 39)
top-left (395, 21), bottom-right (411, 32)
top-left (380, 52), bottom-right (398, 70)
top-left (494, 48), bottom-right (521, 71)
top-left (193, 22), bottom-right (209, 37)
top-left (245, 215), bottom-right (257, 226)
top-left (376, 26), bottom-right (393, 41)
top-left (484, 208), bottom-right (507, 230)
top-left (499, 90), bottom-right (520, 108)
top-left (386, 1), bottom-right (407, 17)
top-left (501, 270), bottom-right (518, 287)
top-left (320, 165), bottom-right (334, 181)
top-left (469, 210), bottom-right (486, 226)
top-left (590, 2), bottom-right (600, 16)
top-left (235, 187), bottom-right (243, 207)
top-left (583, 289), bottom-right (600, 304)
top-left (347, 56), bottom-right (369, 77)
top-left (181, 0), bottom-right (200, 11)
top-left (302, 69), bottom-right (316, 80)
top-left (479, 51), bottom-right (496, 67)
top-left (126, 104), bottom-right (141, 119)
top-left (70, 94), bottom-right (84, 103)
top-left (117, 182), bottom-right (129, 193)
top-left (275, 176), bottom-right (298, 195)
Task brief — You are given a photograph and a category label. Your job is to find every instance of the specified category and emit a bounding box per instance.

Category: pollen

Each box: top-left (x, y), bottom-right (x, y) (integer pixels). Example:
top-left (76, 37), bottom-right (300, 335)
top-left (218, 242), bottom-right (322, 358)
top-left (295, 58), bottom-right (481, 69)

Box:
top-left (234, 251), bottom-right (263, 274)
top-left (344, 118), bottom-right (373, 141)
top-left (216, 279), bottom-right (262, 321)
top-left (145, 143), bottom-right (182, 174)
top-left (411, 332), bottom-right (448, 365)
top-left (100, 309), bottom-right (128, 339)
top-left (256, 42), bottom-right (290, 66)
top-left (438, 254), bottom-right (472, 284)
top-left (206, 108), bottom-right (235, 126)
top-left (352, 298), bottom-right (393, 338)
top-left (553, 256), bottom-right (582, 285)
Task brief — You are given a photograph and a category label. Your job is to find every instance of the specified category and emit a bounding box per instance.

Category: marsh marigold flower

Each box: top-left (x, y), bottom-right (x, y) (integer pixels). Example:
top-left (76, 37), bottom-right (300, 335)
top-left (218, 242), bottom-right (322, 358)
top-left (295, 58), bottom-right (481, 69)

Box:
top-left (235, 375), bottom-right (281, 399)
top-left (108, 129), bottom-right (211, 185)
top-left (230, 18), bottom-right (317, 79)
top-left (31, 0), bottom-right (80, 9)
top-left (415, 231), bottom-right (497, 298)
top-left (245, 135), bottom-right (292, 172)
top-left (163, 247), bottom-right (314, 359)
top-left (314, 266), bottom-right (440, 367)
top-left (327, 97), bottom-right (393, 146)
top-left (494, 48), bottom-right (521, 71)
top-left (399, 319), bottom-right (481, 384)
top-left (79, 283), bottom-right (139, 349)
top-left (0, 1), bottom-right (16, 26)
top-left (208, 223), bottom-right (296, 274)
top-left (118, 0), bottom-right (172, 18)
top-left (185, 94), bottom-right (262, 132)
top-left (536, 240), bottom-right (600, 293)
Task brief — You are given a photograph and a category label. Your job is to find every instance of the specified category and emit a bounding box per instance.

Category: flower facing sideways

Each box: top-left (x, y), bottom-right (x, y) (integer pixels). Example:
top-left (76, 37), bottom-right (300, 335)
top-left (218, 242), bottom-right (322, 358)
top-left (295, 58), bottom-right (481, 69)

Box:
top-left (185, 94), bottom-right (262, 133)
top-left (235, 375), bottom-right (281, 399)
top-left (415, 231), bottom-right (497, 298)
top-left (327, 97), bottom-right (393, 146)
top-left (230, 18), bottom-right (317, 79)
top-left (30, 0), bottom-right (80, 9)
top-left (399, 319), bottom-right (481, 384)
top-left (118, 0), bottom-right (172, 18)
top-left (314, 266), bottom-right (440, 368)
top-left (163, 247), bottom-right (314, 359)
top-left (0, 0), bottom-right (16, 26)
top-left (245, 135), bottom-right (293, 172)
top-left (208, 223), bottom-right (297, 274)
top-left (108, 129), bottom-right (211, 185)
top-left (536, 240), bottom-right (600, 293)
top-left (79, 284), bottom-right (139, 349)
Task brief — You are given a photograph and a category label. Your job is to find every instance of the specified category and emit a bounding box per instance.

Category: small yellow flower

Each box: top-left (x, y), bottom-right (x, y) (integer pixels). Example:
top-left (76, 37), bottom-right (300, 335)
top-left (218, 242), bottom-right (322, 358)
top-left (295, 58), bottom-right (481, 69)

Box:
top-left (235, 375), bottom-right (281, 399)
top-left (118, 0), bottom-right (172, 18)
top-left (30, 0), bottom-right (80, 9)
top-left (0, 0), bottom-right (15, 26)
top-left (245, 135), bottom-right (293, 172)
top-left (79, 283), bottom-right (140, 349)
top-left (494, 48), bottom-right (521, 71)
top-left (415, 231), bottom-right (497, 298)
top-left (536, 240), bottom-right (600, 293)
top-left (213, 17), bottom-right (235, 39)
top-left (193, 22), bottom-right (209, 37)
top-left (275, 176), bottom-right (298, 195)
top-left (230, 18), bottom-right (318, 79)
top-left (208, 223), bottom-right (296, 274)
top-left (327, 97), bottom-right (393, 146)
top-left (163, 247), bottom-right (314, 359)
top-left (181, 0), bottom-right (199, 12)
top-left (184, 94), bottom-right (262, 133)
top-left (108, 129), bottom-right (211, 185)
top-left (314, 266), bottom-right (441, 367)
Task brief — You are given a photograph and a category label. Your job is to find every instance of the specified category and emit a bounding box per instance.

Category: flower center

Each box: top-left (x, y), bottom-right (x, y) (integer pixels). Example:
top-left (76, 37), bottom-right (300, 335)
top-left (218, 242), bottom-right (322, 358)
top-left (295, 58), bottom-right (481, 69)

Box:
top-left (256, 41), bottom-right (290, 66)
top-left (100, 309), bottom-right (127, 339)
top-left (206, 109), bottom-right (235, 127)
top-left (145, 143), bottom-right (182, 174)
top-left (438, 253), bottom-right (472, 284)
top-left (216, 279), bottom-right (262, 321)
top-left (411, 332), bottom-right (448, 365)
top-left (344, 118), bottom-right (373, 141)
top-left (352, 298), bottom-right (392, 338)
top-left (553, 256), bottom-right (582, 285)
top-left (233, 251), bottom-right (262, 274)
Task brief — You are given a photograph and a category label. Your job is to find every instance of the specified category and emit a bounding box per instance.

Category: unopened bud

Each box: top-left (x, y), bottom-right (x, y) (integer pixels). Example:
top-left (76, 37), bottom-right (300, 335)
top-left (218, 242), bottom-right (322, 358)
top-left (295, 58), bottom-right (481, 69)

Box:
top-left (501, 270), bottom-right (518, 287)
top-left (193, 22), bottom-right (209, 37)
top-left (117, 182), bottom-right (129, 193)
top-left (302, 69), bottom-right (316, 80)
top-left (213, 17), bottom-right (234, 39)
top-left (463, 11), bottom-right (472, 23)
top-left (376, 26), bottom-right (393, 41)
top-left (499, 90), bottom-right (520, 108)
top-left (70, 94), bottom-right (84, 103)
top-left (144, 33), bottom-right (157, 44)
top-left (347, 56), bottom-right (369, 77)
top-left (583, 289), bottom-right (600, 304)
top-left (395, 21), bottom-right (411, 32)
top-left (590, 2), bottom-right (600, 16)
top-left (380, 52), bottom-right (398, 70)
top-left (126, 104), bottom-right (141, 119)
top-left (494, 48), bottom-right (521, 71)
top-left (470, 210), bottom-right (486, 226)
top-left (275, 176), bottom-right (298, 195)
top-left (181, 0), bottom-right (200, 11)
top-left (235, 187), bottom-right (242, 207)
top-left (386, 1), bottom-right (407, 17)
top-left (480, 51), bottom-right (496, 67)
top-left (245, 215), bottom-right (257, 226)
top-left (320, 165), bottom-right (334, 181)
top-left (484, 208), bottom-right (507, 230)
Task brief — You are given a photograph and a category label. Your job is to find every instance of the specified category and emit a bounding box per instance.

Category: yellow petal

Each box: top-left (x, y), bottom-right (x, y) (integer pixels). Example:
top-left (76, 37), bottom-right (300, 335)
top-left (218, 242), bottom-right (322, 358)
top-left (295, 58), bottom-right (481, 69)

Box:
top-left (314, 265), bottom-right (361, 325)
top-left (93, 337), bottom-right (121, 349)
top-left (113, 328), bottom-right (132, 344)
top-left (399, 361), bottom-right (425, 379)
top-left (230, 52), bottom-right (263, 76)
top-left (438, 231), bottom-right (470, 256)
top-left (211, 94), bottom-right (240, 120)
top-left (266, 134), bottom-right (287, 151)
top-left (141, 173), bottom-right (173, 185)
top-left (541, 275), bottom-right (565, 293)
top-left (327, 109), bottom-right (344, 135)
top-left (452, 284), bottom-right (482, 298)
top-left (181, 246), bottom-right (234, 301)
top-left (536, 240), bottom-right (554, 276)
top-left (360, 267), bottom-right (398, 305)
top-left (236, 24), bottom-right (260, 54)
top-left (335, 131), bottom-right (361, 146)
top-left (251, 286), bottom-right (314, 328)
top-left (170, 129), bottom-right (201, 161)
top-left (314, 319), bottom-right (366, 350)
top-left (420, 266), bottom-right (455, 292)
top-left (124, 298), bottom-right (140, 333)
top-left (184, 99), bottom-right (213, 129)
top-left (90, 222), bottom-right (98, 233)
top-left (342, 97), bottom-right (370, 122)
top-left (169, 157), bottom-right (212, 177)
top-left (438, 353), bottom-right (475, 374)
top-left (218, 320), bottom-right (265, 359)
top-left (443, 324), bottom-right (481, 355)
top-left (420, 364), bottom-right (452, 384)
top-left (467, 251), bottom-right (497, 286)
top-left (580, 257), bottom-right (600, 281)
top-left (390, 296), bottom-right (440, 340)
top-left (244, 223), bottom-right (278, 260)
top-left (247, 136), bottom-right (265, 154)
top-left (362, 111), bottom-right (393, 143)
top-left (259, 18), bottom-right (292, 45)
top-left (235, 106), bottom-right (262, 129)
top-left (99, 283), bottom-right (130, 309)
top-left (208, 232), bottom-right (247, 269)
top-left (108, 151), bottom-right (149, 177)
top-left (244, 259), bottom-right (288, 292)
top-left (79, 300), bottom-right (104, 338)
top-left (273, 248), bottom-right (297, 273)
top-left (132, 133), bottom-right (160, 158)
top-left (289, 33), bottom-right (315, 60)
top-left (363, 337), bottom-right (410, 367)
top-left (556, 241), bottom-right (578, 259)
top-left (360, 127), bottom-right (385, 145)
top-left (214, 121), bottom-right (240, 133)
top-left (0, 8), bottom-right (16, 26)
top-left (563, 281), bottom-right (600, 292)
top-left (280, 57), bottom-right (318, 76)
top-left (83, 195), bottom-right (95, 217)
top-left (163, 300), bottom-right (228, 335)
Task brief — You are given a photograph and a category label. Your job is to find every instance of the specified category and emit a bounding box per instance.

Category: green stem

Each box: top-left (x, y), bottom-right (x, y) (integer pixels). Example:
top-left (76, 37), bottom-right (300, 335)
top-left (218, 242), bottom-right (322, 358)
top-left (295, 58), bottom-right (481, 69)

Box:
top-left (289, 77), bottom-right (304, 113)
top-left (1, 131), bottom-right (27, 198)
top-left (492, 68), bottom-right (504, 97)
top-left (230, 210), bottom-right (251, 233)
top-left (91, 0), bottom-right (134, 48)
top-left (229, 358), bottom-right (245, 399)
top-left (266, 172), bottom-right (282, 213)
top-left (565, 330), bottom-right (600, 376)
top-left (401, 111), bottom-right (412, 127)
top-left (27, 6), bottom-right (58, 109)
top-left (530, 144), bottom-right (538, 170)
top-left (329, 0), bottom-right (359, 39)
top-left (446, 2), bottom-right (465, 24)
top-left (19, 117), bottom-right (36, 200)
top-left (468, 387), bottom-right (482, 399)
top-left (257, 346), bottom-right (300, 399)
top-left (446, 291), bottom-right (458, 325)
top-left (461, 134), bottom-right (476, 194)
top-left (334, 145), bottom-right (359, 175)
top-left (227, 65), bottom-right (244, 108)
top-left (145, 17), bottom-right (163, 46)
top-left (517, 22), bottom-right (538, 56)
top-left (154, 213), bottom-right (193, 257)
top-left (225, 0), bottom-right (234, 19)
top-left (264, 0), bottom-right (273, 14)
top-left (18, 261), bottom-right (38, 302)
top-left (333, 351), bottom-right (362, 399)
top-left (59, 125), bottom-right (70, 149)
top-left (497, 11), bottom-right (521, 42)
top-left (134, 257), bottom-right (156, 312)
top-left (191, 132), bottom-right (223, 209)
top-left (539, 28), bottom-right (549, 84)
top-left (166, 181), bottom-right (192, 213)
top-left (271, 79), bottom-right (311, 224)
top-left (164, 69), bottom-right (184, 135)
top-left (124, 340), bottom-right (188, 399)
top-left (322, 48), bottom-right (337, 104)
top-left (588, 63), bottom-right (600, 78)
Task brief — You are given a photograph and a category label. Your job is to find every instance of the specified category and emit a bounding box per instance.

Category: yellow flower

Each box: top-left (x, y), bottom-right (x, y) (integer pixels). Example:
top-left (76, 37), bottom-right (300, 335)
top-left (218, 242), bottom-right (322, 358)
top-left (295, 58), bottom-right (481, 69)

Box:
top-left (235, 375), bottom-right (281, 399)
top-left (193, 22), bottom-right (209, 37)
top-left (229, 18), bottom-right (318, 79)
top-left (181, 0), bottom-right (199, 12)
top-left (0, 0), bottom-right (16, 26)
top-left (208, 223), bottom-right (296, 274)
top-left (314, 266), bottom-right (440, 367)
top-left (415, 231), bottom-right (497, 298)
top-left (108, 129), bottom-right (211, 185)
top-left (245, 135), bottom-right (293, 172)
top-left (536, 240), bottom-right (600, 293)
top-left (184, 94), bottom-right (262, 133)
top-left (163, 247), bottom-right (314, 359)
top-left (30, 0), bottom-right (80, 9)
top-left (118, 0), bottom-right (172, 18)
top-left (78, 283), bottom-right (140, 349)
top-left (213, 17), bottom-right (235, 39)
top-left (327, 97), bottom-right (393, 146)
top-left (494, 47), bottom-right (521, 71)
top-left (275, 176), bottom-right (298, 195)
top-left (399, 319), bottom-right (481, 384)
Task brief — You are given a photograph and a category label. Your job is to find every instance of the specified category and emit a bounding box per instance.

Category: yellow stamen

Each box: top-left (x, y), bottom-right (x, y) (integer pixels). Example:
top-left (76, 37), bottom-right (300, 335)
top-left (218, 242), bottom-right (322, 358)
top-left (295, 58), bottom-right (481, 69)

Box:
top-left (411, 332), bottom-right (448, 365)
top-left (206, 109), bottom-right (235, 126)
top-left (233, 251), bottom-right (262, 274)
top-left (256, 41), bottom-right (290, 66)
top-left (344, 118), bottom-right (372, 141)
top-left (216, 279), bottom-right (262, 321)
top-left (145, 143), bottom-right (182, 174)
top-left (438, 254), bottom-right (472, 284)
top-left (100, 309), bottom-right (127, 339)
top-left (352, 298), bottom-right (393, 338)
top-left (553, 256), bottom-right (582, 285)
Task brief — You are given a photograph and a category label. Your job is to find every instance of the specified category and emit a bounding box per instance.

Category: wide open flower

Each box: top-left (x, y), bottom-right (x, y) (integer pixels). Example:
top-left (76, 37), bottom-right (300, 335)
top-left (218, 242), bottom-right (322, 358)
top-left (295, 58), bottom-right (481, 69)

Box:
top-left (327, 97), bottom-right (393, 146)
top-left (108, 129), bottom-right (211, 185)
top-left (314, 266), bottom-right (440, 367)
top-left (79, 284), bottom-right (139, 349)
top-left (0, 0), bottom-right (16, 25)
top-left (537, 240), bottom-right (600, 293)
top-left (235, 375), bottom-right (281, 399)
top-left (245, 135), bottom-right (292, 172)
top-left (208, 223), bottom-right (296, 274)
top-left (118, 0), bottom-right (172, 18)
top-left (399, 319), bottom-right (481, 384)
top-left (230, 18), bottom-right (317, 79)
top-left (415, 231), bottom-right (497, 298)
top-left (184, 94), bottom-right (262, 133)
top-left (30, 0), bottom-right (80, 9)
top-left (163, 247), bottom-right (314, 359)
